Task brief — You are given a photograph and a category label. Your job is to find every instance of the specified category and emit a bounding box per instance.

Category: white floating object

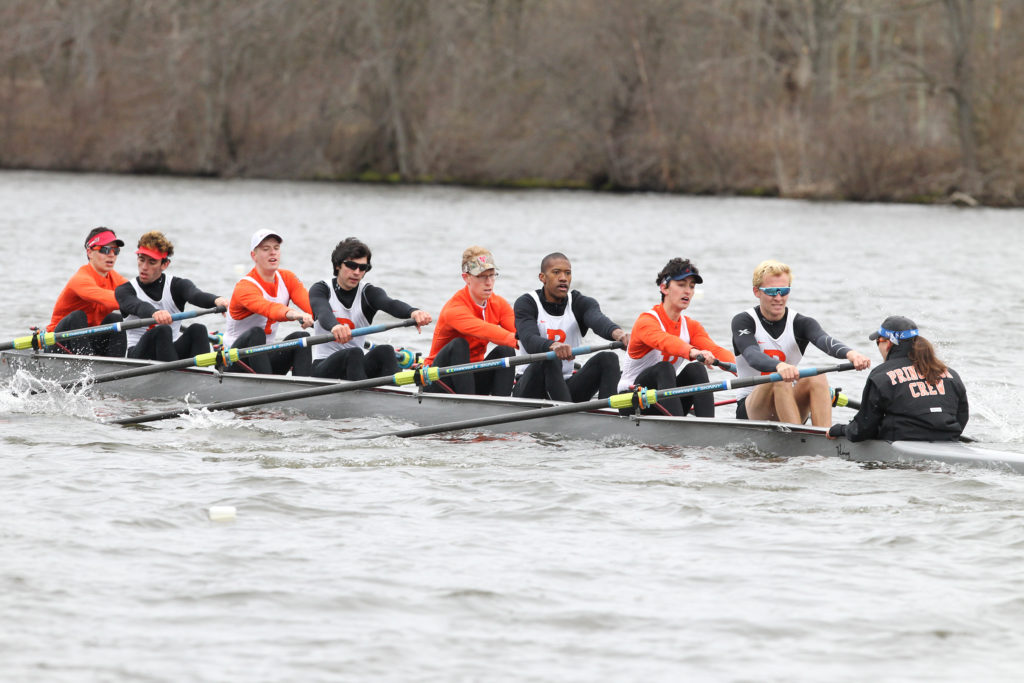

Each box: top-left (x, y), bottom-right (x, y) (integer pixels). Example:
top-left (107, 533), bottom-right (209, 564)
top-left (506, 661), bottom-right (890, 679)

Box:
top-left (208, 505), bottom-right (237, 522)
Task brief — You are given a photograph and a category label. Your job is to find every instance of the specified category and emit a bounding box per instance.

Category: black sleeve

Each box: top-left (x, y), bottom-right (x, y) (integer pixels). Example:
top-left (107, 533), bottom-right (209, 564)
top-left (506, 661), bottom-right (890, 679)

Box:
top-left (115, 281), bottom-right (157, 318)
top-left (952, 369), bottom-right (969, 432)
top-left (308, 281), bottom-right (337, 330)
top-left (572, 291), bottom-right (621, 340)
top-left (362, 284), bottom-right (416, 322)
top-left (732, 311), bottom-right (779, 373)
top-left (842, 377), bottom-right (884, 442)
top-left (171, 277), bottom-right (219, 311)
top-left (793, 313), bottom-right (853, 360)
top-left (514, 293), bottom-right (551, 354)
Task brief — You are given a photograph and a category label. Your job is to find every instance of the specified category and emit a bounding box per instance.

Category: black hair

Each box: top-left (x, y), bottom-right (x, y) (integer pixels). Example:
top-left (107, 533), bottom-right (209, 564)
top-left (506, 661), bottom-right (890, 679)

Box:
top-left (84, 226), bottom-right (114, 249)
top-left (656, 258), bottom-right (700, 301)
top-left (331, 238), bottom-right (372, 275)
top-left (540, 252), bottom-right (570, 272)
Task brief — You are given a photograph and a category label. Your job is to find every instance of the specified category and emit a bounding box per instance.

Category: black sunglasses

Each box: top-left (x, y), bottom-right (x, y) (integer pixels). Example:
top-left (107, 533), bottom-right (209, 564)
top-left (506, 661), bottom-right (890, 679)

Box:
top-left (342, 260), bottom-right (372, 272)
top-left (93, 245), bottom-right (120, 255)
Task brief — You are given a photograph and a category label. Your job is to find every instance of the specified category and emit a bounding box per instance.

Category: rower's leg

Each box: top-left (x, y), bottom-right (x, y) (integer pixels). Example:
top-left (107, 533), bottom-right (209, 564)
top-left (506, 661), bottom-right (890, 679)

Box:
top-left (364, 344), bottom-right (399, 378)
top-left (794, 374), bottom-right (831, 426)
top-left (425, 338), bottom-right (473, 394)
top-left (568, 352), bottom-right (619, 401)
top-left (312, 348), bottom-right (367, 380)
top-left (96, 312), bottom-right (127, 358)
top-left (631, 362), bottom-right (682, 415)
top-left (53, 311), bottom-right (93, 355)
top-left (675, 363), bottom-right (712, 417)
top-left (478, 345), bottom-right (516, 396)
top-left (175, 323), bottom-right (210, 359)
top-left (131, 325), bottom-right (175, 362)
top-left (744, 382), bottom-right (803, 423)
top-left (512, 362), bottom-right (551, 399)
top-left (276, 331), bottom-right (311, 376)
top-left (226, 328), bottom-right (271, 374)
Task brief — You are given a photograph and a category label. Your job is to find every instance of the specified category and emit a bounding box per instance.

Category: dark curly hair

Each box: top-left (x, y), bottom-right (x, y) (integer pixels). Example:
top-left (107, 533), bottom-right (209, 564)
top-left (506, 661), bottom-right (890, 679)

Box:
top-left (331, 237), bottom-right (372, 275)
top-left (656, 258), bottom-right (701, 301)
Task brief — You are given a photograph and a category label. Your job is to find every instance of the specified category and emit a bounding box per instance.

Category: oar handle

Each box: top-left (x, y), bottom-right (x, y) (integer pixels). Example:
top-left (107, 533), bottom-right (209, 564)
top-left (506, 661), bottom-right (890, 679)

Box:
top-left (110, 338), bottom-right (623, 426)
top-left (406, 340), bottom-right (626, 386)
top-left (370, 362), bottom-right (857, 439)
top-left (3, 306), bottom-right (226, 351)
top-left (221, 318), bottom-right (419, 363)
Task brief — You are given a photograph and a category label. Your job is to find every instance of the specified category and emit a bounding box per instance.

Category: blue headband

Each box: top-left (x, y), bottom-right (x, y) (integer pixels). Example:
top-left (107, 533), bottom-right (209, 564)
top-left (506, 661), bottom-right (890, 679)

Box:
top-left (662, 270), bottom-right (701, 285)
top-left (878, 326), bottom-right (918, 345)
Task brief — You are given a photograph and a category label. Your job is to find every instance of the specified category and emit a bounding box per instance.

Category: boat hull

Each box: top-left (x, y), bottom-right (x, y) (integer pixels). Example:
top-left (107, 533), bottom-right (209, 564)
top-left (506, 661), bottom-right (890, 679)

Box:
top-left (3, 350), bottom-right (1022, 474)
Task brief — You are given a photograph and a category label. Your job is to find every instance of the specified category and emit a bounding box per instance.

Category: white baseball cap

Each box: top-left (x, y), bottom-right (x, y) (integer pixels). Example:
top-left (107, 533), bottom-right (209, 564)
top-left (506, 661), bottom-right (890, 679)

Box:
top-left (250, 229), bottom-right (283, 252)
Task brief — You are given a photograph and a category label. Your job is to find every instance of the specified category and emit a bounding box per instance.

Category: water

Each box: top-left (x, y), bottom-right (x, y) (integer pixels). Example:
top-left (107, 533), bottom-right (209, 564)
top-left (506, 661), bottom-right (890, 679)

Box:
top-left (2, 171), bottom-right (1023, 682)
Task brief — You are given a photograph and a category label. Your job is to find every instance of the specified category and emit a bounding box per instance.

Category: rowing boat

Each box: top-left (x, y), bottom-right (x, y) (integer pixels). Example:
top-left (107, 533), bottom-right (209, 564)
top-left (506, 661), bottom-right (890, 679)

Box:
top-left (3, 349), bottom-right (1022, 474)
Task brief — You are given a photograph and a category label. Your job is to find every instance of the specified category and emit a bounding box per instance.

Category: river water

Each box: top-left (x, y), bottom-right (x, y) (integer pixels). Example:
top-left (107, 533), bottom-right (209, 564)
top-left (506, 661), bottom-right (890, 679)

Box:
top-left (1, 171), bottom-right (1023, 682)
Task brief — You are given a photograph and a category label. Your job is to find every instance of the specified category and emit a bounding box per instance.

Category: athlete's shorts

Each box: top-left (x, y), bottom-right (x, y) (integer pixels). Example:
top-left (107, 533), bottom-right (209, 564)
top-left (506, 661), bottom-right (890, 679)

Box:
top-left (735, 396), bottom-right (749, 420)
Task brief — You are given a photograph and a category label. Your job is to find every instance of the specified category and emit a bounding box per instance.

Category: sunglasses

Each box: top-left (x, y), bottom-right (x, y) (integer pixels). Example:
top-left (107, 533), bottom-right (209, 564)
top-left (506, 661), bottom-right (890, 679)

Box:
top-left (342, 260), bottom-right (372, 272)
top-left (93, 245), bottom-right (120, 255)
top-left (759, 286), bottom-right (791, 297)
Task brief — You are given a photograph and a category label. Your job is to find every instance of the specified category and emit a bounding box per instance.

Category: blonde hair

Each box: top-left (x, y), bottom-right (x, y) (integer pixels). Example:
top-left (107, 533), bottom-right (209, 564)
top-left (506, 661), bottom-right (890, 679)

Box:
top-left (461, 245), bottom-right (491, 271)
top-left (137, 230), bottom-right (175, 258)
top-left (752, 260), bottom-right (792, 288)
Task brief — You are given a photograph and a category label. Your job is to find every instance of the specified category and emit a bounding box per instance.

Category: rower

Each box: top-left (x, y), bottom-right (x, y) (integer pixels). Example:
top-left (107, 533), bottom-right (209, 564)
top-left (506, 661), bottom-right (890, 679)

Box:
top-left (223, 229), bottom-right (314, 375)
top-left (423, 246), bottom-right (517, 395)
top-left (618, 258), bottom-right (734, 417)
top-left (513, 252), bottom-right (628, 401)
top-left (828, 316), bottom-right (968, 441)
top-left (731, 259), bottom-right (871, 426)
top-left (47, 227), bottom-right (129, 357)
top-left (309, 237), bottom-right (432, 380)
top-left (115, 231), bottom-right (228, 362)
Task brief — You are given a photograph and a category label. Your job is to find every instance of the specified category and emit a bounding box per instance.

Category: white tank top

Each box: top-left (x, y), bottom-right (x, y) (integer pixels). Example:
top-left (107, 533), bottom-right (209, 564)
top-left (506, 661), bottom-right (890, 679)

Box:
top-left (312, 279), bottom-right (371, 361)
top-left (516, 291), bottom-right (583, 378)
top-left (617, 309), bottom-right (691, 391)
top-left (125, 276), bottom-right (182, 348)
top-left (734, 307), bottom-right (803, 399)
top-left (223, 273), bottom-right (291, 348)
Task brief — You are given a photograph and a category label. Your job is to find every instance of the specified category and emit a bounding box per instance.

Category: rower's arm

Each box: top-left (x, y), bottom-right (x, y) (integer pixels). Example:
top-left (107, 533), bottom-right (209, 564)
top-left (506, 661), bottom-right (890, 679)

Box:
top-left (731, 311), bottom-right (779, 372)
top-left (308, 281), bottom-right (339, 330)
top-left (514, 293), bottom-right (550, 354)
top-left (795, 314), bottom-right (853, 360)
top-left (115, 281), bottom-right (157, 318)
top-left (573, 292), bottom-right (622, 341)
top-left (172, 276), bottom-right (219, 311)
top-left (830, 380), bottom-right (883, 441)
top-left (363, 284), bottom-right (416, 321)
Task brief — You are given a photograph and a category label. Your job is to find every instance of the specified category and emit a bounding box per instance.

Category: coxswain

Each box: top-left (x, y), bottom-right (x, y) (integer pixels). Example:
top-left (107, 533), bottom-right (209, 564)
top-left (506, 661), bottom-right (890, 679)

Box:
top-left (513, 252), bottom-right (628, 401)
top-left (828, 316), bottom-right (968, 441)
top-left (47, 227), bottom-right (129, 357)
top-left (731, 259), bottom-right (871, 426)
top-left (115, 231), bottom-right (228, 362)
top-left (308, 237), bottom-right (432, 380)
top-left (618, 258), bottom-right (734, 417)
top-left (223, 229), bottom-right (314, 375)
top-left (423, 247), bottom-right (517, 395)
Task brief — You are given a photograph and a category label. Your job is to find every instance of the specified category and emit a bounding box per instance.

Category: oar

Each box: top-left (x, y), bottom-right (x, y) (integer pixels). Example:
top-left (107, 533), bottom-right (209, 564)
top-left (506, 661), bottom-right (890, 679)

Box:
top-left (362, 362), bottom-right (857, 439)
top-left (1, 306), bottom-right (226, 351)
top-left (111, 340), bottom-right (626, 425)
top-left (63, 318), bottom-right (420, 390)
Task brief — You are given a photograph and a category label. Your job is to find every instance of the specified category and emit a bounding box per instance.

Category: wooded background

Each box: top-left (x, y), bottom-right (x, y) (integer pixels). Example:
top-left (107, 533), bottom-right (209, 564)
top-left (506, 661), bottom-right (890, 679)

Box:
top-left (2, 0), bottom-right (1022, 204)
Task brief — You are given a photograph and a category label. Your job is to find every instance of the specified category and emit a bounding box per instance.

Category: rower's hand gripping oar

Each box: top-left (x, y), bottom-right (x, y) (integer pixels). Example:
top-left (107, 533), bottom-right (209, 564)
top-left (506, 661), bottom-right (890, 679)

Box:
top-left (1, 306), bottom-right (226, 352)
top-left (65, 318), bottom-right (420, 391)
top-left (110, 340), bottom-right (626, 426)
top-left (361, 361), bottom-right (858, 440)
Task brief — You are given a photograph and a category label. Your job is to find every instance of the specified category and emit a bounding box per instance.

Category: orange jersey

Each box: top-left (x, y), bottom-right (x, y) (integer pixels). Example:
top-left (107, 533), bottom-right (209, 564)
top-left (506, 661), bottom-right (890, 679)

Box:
top-left (425, 287), bottom-right (517, 364)
top-left (228, 268), bottom-right (311, 329)
top-left (47, 264), bottom-right (129, 331)
top-left (627, 304), bottom-right (734, 365)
